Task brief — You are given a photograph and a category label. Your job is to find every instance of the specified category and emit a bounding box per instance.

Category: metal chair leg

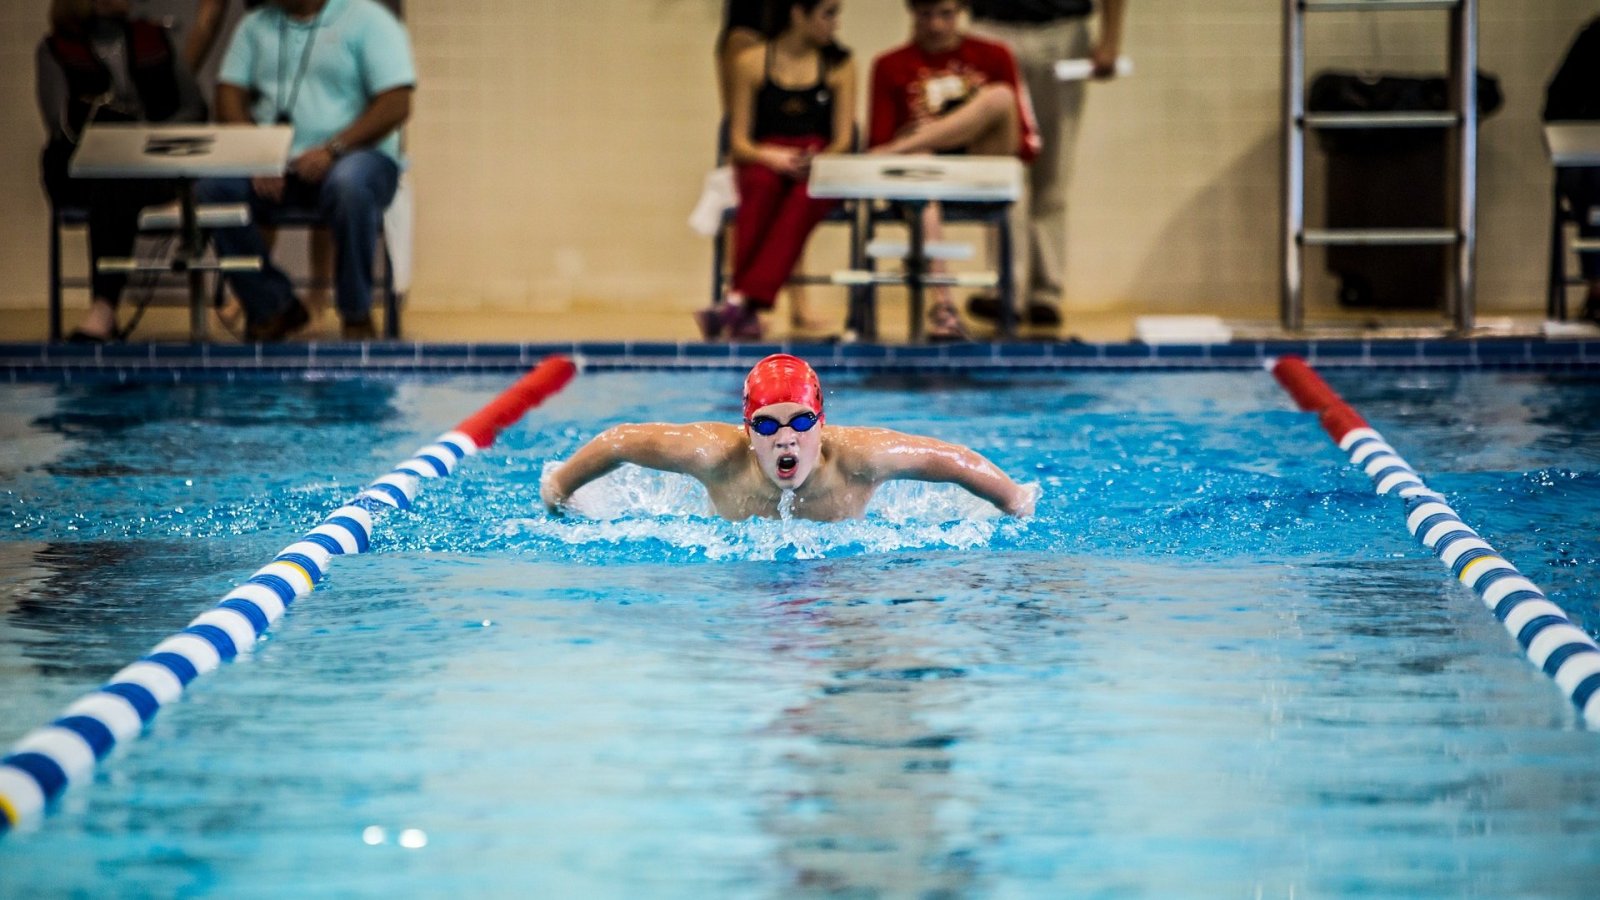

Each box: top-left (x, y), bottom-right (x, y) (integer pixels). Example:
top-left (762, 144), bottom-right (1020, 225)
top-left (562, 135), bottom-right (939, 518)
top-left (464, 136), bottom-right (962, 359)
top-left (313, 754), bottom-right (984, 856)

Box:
top-left (49, 209), bottom-right (64, 342)
top-left (996, 210), bottom-right (1016, 338)
top-left (382, 236), bottom-right (400, 339)
top-left (1549, 184), bottom-right (1568, 321)
top-left (711, 217), bottom-right (729, 307)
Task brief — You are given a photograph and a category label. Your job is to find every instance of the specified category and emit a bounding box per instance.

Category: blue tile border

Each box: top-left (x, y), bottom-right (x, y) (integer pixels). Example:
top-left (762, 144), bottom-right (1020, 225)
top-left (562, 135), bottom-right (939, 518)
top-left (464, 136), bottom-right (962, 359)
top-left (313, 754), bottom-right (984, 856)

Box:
top-left (3, 337), bottom-right (1600, 381)
top-left (1205, 342), bottom-right (1262, 360)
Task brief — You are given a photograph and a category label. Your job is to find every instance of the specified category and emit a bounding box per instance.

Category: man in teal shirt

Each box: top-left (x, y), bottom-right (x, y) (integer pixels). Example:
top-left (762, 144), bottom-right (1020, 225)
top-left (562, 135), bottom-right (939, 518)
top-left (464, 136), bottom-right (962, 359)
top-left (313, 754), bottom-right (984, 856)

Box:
top-left (197, 0), bottom-right (414, 340)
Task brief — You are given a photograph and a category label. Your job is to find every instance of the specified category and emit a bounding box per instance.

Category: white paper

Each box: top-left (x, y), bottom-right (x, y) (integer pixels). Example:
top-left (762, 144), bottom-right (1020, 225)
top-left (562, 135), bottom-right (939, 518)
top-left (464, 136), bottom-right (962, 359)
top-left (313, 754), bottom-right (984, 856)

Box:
top-left (1054, 56), bottom-right (1134, 82)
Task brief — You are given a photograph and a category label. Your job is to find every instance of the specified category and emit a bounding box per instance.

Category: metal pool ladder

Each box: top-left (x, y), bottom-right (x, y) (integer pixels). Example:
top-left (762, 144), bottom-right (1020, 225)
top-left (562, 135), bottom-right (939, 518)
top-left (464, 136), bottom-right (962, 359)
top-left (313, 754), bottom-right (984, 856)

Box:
top-left (1280, 0), bottom-right (1479, 333)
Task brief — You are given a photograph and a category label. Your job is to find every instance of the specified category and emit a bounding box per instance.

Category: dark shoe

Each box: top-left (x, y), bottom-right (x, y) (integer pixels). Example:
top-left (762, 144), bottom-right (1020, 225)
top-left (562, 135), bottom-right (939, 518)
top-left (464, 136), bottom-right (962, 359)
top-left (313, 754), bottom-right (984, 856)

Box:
top-left (341, 318), bottom-right (377, 341)
top-left (694, 303), bottom-right (746, 340)
top-left (245, 301), bottom-right (310, 342)
top-left (965, 293), bottom-right (1004, 322)
top-left (966, 294), bottom-right (1062, 328)
top-left (729, 307), bottom-right (765, 341)
top-left (693, 306), bottom-right (723, 339)
top-left (66, 327), bottom-right (113, 344)
top-left (1026, 302), bottom-right (1062, 328)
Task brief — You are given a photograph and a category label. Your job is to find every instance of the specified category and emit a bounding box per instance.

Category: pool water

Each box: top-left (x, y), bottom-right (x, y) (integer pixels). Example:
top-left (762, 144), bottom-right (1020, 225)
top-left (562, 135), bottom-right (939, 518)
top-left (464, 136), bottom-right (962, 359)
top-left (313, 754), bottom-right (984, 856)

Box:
top-left (1, 367), bottom-right (1598, 896)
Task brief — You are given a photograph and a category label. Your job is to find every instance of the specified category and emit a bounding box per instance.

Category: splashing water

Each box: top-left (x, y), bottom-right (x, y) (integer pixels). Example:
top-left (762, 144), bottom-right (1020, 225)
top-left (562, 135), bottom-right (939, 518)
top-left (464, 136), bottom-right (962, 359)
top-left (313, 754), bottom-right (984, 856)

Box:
top-left (507, 461), bottom-right (1030, 561)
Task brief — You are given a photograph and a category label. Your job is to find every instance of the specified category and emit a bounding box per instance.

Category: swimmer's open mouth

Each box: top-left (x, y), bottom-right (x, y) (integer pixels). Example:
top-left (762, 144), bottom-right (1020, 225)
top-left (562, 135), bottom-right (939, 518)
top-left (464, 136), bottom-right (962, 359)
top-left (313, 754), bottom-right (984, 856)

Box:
top-left (776, 454), bottom-right (798, 478)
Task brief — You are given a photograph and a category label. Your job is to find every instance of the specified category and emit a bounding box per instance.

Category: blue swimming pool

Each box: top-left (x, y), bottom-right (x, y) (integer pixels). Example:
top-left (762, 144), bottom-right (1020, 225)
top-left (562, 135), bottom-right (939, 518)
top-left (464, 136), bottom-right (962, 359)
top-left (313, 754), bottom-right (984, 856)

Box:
top-left (2, 365), bottom-right (1598, 895)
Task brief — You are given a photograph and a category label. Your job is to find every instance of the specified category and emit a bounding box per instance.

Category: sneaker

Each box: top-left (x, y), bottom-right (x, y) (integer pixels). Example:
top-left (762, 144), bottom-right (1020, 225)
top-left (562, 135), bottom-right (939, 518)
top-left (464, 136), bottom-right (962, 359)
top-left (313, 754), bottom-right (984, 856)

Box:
top-left (729, 304), bottom-right (765, 341)
top-left (694, 303), bottom-right (738, 340)
top-left (1026, 302), bottom-right (1062, 328)
top-left (695, 303), bottom-right (759, 341)
top-left (965, 293), bottom-right (1004, 322)
top-left (966, 294), bottom-right (1061, 328)
top-left (926, 302), bottom-right (970, 342)
top-left (693, 307), bottom-right (722, 339)
top-left (245, 301), bottom-right (309, 342)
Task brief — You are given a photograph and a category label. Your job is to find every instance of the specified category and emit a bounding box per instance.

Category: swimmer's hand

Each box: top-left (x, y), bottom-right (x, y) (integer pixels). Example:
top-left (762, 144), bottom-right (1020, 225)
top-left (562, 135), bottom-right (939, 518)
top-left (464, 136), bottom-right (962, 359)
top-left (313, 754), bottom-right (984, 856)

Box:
top-left (540, 477), bottom-right (567, 516)
top-left (1003, 484), bottom-right (1038, 518)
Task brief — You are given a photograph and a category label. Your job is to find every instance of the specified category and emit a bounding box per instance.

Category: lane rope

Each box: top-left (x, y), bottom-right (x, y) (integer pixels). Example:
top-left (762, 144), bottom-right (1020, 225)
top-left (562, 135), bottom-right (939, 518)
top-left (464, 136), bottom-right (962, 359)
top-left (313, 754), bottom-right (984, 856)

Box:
top-left (0, 356), bottom-right (577, 835)
top-left (1270, 355), bottom-right (1600, 727)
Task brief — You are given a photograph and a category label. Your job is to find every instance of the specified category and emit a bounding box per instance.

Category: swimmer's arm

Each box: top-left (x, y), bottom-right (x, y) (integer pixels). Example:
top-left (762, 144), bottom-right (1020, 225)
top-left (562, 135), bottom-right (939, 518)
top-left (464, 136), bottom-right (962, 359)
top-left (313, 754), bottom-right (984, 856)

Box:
top-left (541, 423), bottom-right (734, 513)
top-left (863, 431), bottom-right (1035, 517)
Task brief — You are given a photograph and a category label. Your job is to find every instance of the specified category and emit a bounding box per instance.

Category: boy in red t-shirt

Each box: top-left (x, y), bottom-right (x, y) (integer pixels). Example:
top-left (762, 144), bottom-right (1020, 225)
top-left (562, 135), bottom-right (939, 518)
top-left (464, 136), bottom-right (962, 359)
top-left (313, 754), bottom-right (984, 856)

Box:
top-left (870, 0), bottom-right (1039, 158)
top-left (868, 0), bottom-right (1038, 338)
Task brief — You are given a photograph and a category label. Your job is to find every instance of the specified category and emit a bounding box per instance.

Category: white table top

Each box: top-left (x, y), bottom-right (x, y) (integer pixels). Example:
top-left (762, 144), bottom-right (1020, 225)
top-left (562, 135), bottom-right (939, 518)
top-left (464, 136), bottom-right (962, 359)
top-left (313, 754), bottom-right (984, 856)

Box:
top-left (1544, 122), bottom-right (1600, 167)
top-left (808, 154), bottom-right (1023, 202)
top-left (70, 124), bottom-right (293, 178)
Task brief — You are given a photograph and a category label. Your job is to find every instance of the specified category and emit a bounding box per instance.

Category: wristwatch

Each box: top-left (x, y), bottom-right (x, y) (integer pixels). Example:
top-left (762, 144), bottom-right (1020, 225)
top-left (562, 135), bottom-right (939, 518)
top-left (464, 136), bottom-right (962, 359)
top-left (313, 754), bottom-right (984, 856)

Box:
top-left (326, 138), bottom-right (349, 158)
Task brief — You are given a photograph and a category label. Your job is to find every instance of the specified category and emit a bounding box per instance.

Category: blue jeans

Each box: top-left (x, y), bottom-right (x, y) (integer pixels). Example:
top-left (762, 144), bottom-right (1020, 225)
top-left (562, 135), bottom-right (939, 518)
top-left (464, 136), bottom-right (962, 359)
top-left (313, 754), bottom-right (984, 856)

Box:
top-left (197, 150), bottom-right (400, 324)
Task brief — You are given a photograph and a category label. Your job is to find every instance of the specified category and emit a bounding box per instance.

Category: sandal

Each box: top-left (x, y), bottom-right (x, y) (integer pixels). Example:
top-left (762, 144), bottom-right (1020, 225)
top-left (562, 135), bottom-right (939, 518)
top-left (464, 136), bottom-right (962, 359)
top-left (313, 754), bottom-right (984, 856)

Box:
top-left (925, 302), bottom-right (970, 342)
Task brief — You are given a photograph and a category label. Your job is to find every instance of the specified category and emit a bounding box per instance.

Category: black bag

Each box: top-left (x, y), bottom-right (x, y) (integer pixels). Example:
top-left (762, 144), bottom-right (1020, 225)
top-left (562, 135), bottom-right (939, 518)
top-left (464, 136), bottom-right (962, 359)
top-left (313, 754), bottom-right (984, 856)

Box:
top-left (1309, 71), bottom-right (1503, 153)
top-left (1306, 70), bottom-right (1501, 309)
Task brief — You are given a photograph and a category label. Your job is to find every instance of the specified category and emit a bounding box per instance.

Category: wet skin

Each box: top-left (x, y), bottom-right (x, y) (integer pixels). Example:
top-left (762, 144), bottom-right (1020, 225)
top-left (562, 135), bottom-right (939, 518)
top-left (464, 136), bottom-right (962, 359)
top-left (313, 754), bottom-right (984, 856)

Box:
top-left (542, 401), bottom-right (1035, 522)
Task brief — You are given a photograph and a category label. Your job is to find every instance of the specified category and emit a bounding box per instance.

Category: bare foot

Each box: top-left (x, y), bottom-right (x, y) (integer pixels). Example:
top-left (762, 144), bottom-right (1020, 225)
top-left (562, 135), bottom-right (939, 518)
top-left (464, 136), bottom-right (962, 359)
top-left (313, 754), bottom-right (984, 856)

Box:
top-left (926, 301), bottom-right (970, 342)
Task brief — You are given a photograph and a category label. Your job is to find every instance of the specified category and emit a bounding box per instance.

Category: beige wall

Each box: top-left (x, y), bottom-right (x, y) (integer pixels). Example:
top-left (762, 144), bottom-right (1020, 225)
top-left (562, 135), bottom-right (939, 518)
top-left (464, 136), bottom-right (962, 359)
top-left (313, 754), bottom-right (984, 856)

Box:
top-left (1, 0), bottom-right (1595, 324)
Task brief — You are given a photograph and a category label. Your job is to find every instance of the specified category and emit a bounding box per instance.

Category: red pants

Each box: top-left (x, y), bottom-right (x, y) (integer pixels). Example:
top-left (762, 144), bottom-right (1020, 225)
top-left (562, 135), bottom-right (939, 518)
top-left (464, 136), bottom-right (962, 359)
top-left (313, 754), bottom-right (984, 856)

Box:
top-left (732, 135), bottom-right (837, 309)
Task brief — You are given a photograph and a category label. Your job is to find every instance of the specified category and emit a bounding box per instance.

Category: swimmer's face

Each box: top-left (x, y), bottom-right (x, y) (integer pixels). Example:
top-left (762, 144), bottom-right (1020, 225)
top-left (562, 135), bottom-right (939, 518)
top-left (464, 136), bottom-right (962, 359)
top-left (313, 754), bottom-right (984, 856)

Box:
top-left (746, 402), bottom-right (823, 489)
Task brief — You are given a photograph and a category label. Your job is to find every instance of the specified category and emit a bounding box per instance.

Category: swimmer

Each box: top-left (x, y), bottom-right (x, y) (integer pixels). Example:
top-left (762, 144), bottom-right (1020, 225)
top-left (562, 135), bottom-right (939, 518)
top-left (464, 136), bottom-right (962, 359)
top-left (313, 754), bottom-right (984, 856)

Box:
top-left (541, 353), bottom-right (1035, 521)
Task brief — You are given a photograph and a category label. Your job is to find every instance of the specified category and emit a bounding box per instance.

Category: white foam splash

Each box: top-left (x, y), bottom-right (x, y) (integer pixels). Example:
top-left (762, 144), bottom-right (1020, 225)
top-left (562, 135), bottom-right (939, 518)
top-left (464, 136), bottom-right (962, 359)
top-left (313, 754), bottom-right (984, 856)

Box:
top-left (506, 462), bottom-right (1035, 560)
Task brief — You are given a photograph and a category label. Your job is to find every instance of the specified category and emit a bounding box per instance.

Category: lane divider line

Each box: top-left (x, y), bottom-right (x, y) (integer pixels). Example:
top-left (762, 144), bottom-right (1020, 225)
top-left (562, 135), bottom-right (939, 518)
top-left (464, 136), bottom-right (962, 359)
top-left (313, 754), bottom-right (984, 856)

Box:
top-left (1270, 355), bottom-right (1600, 727)
top-left (0, 356), bottom-right (577, 835)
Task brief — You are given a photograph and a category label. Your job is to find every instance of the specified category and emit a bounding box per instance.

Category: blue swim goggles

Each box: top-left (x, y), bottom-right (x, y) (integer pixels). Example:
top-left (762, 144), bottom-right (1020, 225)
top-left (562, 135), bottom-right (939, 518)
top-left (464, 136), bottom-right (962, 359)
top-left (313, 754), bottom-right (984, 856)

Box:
top-left (747, 411), bottom-right (819, 436)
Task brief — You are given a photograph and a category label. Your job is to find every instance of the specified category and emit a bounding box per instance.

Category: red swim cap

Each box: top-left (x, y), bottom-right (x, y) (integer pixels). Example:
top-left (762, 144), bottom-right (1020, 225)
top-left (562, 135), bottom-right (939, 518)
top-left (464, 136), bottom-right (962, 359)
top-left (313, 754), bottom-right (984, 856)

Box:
top-left (743, 353), bottom-right (824, 422)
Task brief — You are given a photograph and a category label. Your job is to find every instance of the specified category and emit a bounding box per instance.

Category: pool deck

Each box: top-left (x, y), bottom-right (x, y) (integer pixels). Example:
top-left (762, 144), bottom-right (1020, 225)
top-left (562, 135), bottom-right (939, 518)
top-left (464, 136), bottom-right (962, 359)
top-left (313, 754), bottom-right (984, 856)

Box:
top-left (4, 303), bottom-right (1600, 375)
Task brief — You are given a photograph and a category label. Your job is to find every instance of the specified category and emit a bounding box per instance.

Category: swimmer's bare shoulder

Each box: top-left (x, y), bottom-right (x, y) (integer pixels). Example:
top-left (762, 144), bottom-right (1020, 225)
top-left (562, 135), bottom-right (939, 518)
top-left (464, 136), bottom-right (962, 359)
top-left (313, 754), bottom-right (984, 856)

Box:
top-left (542, 421), bottom-right (748, 512)
top-left (826, 425), bottom-right (1035, 517)
top-left (821, 425), bottom-right (913, 481)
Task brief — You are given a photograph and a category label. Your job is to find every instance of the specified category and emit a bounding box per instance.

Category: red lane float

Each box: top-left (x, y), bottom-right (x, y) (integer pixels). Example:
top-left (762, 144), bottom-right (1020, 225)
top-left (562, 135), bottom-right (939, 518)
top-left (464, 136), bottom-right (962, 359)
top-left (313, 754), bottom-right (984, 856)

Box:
top-left (1271, 355), bottom-right (1369, 444)
top-left (456, 356), bottom-right (579, 449)
top-left (1269, 355), bottom-right (1600, 728)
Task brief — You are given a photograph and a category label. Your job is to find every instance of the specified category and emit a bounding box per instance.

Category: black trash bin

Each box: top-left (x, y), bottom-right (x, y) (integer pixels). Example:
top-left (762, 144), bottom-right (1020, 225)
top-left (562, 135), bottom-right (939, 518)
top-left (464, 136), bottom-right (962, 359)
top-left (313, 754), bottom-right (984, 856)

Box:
top-left (1308, 71), bottom-right (1502, 309)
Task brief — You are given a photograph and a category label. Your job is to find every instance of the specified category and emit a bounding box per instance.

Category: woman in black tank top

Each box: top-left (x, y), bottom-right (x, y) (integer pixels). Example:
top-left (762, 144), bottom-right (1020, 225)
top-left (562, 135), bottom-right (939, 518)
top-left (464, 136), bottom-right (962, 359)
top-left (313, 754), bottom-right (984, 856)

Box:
top-left (695, 0), bottom-right (857, 342)
top-left (751, 42), bottom-right (835, 143)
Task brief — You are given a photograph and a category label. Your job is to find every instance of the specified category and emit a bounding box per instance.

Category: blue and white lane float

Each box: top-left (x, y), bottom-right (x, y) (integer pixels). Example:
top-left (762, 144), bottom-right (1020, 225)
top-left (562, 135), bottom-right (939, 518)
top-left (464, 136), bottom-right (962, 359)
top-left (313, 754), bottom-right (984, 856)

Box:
top-left (1271, 355), bottom-right (1600, 727)
top-left (0, 356), bottom-right (577, 835)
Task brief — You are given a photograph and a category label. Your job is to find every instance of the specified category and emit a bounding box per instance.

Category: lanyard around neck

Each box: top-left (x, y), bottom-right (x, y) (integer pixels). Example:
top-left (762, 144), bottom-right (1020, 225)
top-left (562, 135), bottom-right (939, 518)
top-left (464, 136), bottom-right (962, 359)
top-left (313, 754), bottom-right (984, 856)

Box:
top-left (275, 7), bottom-right (325, 125)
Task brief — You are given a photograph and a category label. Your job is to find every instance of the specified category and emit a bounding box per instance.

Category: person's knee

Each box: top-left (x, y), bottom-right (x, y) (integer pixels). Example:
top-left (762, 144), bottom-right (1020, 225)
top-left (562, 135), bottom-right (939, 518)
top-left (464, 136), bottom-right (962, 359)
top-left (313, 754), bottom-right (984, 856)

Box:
top-left (319, 172), bottom-right (381, 219)
top-left (195, 177), bottom-right (248, 204)
top-left (943, 83), bottom-right (1017, 140)
top-left (322, 156), bottom-right (396, 214)
top-left (974, 82), bottom-right (1016, 114)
